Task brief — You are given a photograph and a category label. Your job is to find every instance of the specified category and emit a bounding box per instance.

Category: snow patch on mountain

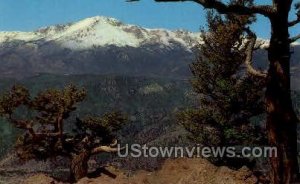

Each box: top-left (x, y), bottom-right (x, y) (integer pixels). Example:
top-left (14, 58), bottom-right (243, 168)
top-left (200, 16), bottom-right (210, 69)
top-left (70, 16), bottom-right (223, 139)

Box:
top-left (52, 16), bottom-right (143, 48)
top-left (0, 16), bottom-right (297, 51)
top-left (0, 16), bottom-right (202, 50)
top-left (0, 32), bottom-right (42, 43)
top-left (293, 42), bottom-right (300, 45)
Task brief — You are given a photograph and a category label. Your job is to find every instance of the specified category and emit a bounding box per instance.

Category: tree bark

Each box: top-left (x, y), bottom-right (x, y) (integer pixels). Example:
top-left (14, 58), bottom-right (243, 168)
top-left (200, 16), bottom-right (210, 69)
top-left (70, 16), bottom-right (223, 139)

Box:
top-left (266, 5), bottom-right (299, 183)
top-left (70, 151), bottom-right (91, 183)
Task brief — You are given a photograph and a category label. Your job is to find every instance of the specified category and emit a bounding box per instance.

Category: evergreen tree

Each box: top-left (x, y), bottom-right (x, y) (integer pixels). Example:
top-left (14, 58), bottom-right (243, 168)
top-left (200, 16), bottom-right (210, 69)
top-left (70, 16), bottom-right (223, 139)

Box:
top-left (132, 0), bottom-right (300, 182)
top-left (0, 85), bottom-right (126, 182)
top-left (178, 9), bottom-right (265, 164)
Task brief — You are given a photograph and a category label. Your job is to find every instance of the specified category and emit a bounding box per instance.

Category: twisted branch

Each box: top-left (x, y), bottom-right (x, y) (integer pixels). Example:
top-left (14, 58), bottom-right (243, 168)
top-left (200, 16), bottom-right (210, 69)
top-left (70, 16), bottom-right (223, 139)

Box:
top-left (244, 28), bottom-right (267, 78)
top-left (288, 17), bottom-right (300, 27)
top-left (289, 34), bottom-right (300, 43)
top-left (131, 0), bottom-right (275, 17)
top-left (91, 140), bottom-right (124, 154)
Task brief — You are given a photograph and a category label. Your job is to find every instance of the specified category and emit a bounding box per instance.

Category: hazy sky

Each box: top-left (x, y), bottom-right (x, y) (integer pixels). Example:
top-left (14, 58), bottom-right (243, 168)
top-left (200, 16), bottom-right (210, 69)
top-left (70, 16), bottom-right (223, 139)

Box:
top-left (0, 0), bottom-right (299, 39)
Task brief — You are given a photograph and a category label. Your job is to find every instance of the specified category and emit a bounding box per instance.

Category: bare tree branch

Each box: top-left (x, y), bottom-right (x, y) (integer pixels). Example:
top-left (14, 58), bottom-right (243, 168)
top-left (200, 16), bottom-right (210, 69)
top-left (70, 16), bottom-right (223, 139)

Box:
top-left (244, 28), bottom-right (267, 78)
top-left (290, 2), bottom-right (300, 27)
top-left (91, 145), bottom-right (122, 154)
top-left (152, 0), bottom-right (275, 17)
top-left (290, 34), bottom-right (300, 43)
top-left (288, 18), bottom-right (300, 27)
top-left (91, 140), bottom-right (124, 154)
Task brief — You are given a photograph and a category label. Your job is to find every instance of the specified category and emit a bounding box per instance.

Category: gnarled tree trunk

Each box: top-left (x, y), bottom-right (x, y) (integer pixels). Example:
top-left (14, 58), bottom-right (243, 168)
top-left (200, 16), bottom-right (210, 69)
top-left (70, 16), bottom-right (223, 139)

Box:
top-left (266, 6), bottom-right (299, 184)
top-left (70, 151), bottom-right (91, 183)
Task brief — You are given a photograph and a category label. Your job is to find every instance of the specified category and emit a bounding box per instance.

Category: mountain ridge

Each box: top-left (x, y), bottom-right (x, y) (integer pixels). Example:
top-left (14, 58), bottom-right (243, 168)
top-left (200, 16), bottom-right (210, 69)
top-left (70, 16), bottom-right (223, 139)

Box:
top-left (0, 15), bottom-right (298, 87)
top-left (0, 16), bottom-right (201, 50)
top-left (2, 16), bottom-right (292, 50)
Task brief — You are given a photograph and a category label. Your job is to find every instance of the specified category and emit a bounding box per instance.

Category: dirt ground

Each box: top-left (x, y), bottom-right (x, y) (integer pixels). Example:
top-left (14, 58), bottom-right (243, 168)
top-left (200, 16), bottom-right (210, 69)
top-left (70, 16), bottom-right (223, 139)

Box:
top-left (22, 157), bottom-right (257, 184)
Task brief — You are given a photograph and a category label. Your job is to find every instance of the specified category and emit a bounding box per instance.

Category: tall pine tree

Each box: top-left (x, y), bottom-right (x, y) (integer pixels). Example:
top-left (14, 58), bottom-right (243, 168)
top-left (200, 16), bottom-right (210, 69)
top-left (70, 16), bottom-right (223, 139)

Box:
top-left (179, 10), bottom-right (265, 165)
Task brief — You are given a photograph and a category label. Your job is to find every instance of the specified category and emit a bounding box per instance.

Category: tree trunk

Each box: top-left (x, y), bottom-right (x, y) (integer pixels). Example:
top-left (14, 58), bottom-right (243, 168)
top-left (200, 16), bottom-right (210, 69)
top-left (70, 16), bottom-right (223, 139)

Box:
top-left (70, 151), bottom-right (91, 183)
top-left (266, 8), bottom-right (299, 184)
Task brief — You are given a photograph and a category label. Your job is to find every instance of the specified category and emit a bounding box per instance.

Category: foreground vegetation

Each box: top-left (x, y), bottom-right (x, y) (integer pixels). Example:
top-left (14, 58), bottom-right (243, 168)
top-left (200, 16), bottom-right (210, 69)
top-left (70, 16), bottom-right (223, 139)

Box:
top-left (0, 84), bottom-right (128, 182)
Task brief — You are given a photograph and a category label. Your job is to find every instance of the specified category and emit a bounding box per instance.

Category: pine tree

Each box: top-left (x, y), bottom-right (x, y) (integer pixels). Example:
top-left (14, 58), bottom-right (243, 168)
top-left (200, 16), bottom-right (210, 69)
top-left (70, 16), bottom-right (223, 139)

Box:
top-left (131, 0), bottom-right (300, 182)
top-left (178, 9), bottom-right (266, 165)
top-left (0, 85), bottom-right (126, 182)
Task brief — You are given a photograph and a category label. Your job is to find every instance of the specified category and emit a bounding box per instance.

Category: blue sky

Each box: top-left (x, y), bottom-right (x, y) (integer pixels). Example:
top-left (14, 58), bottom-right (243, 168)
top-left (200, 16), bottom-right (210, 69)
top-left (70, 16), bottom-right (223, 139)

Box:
top-left (0, 0), bottom-right (299, 39)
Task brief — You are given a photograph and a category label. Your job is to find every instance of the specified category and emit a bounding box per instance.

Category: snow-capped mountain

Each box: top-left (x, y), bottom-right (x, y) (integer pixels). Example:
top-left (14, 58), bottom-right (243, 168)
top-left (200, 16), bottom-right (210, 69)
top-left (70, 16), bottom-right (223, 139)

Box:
top-left (0, 16), bottom-right (298, 89)
top-left (0, 16), bottom-right (204, 79)
top-left (0, 16), bottom-right (201, 50)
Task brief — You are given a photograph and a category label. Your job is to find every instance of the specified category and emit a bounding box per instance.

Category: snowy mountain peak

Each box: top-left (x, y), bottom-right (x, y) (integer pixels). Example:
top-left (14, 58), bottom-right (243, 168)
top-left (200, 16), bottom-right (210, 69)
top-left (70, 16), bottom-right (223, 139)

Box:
top-left (1, 16), bottom-right (295, 51)
top-left (0, 16), bottom-right (298, 81)
top-left (36, 16), bottom-right (123, 34)
top-left (0, 16), bottom-right (202, 50)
